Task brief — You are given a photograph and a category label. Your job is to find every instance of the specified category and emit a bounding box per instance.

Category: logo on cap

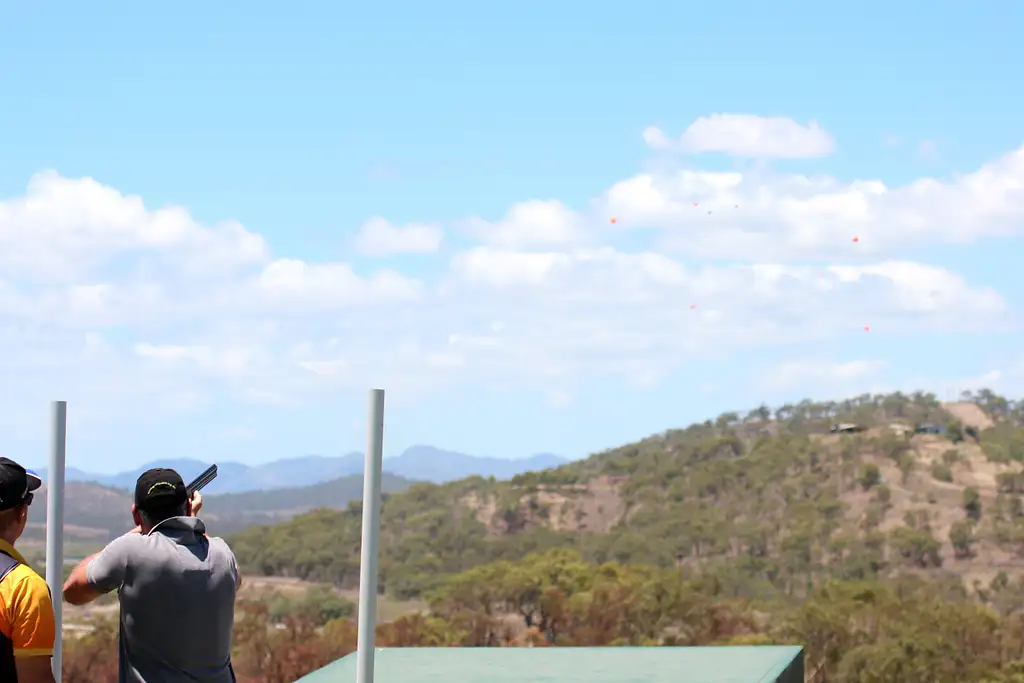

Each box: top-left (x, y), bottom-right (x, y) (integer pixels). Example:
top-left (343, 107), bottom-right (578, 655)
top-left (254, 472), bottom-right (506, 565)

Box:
top-left (147, 482), bottom-right (176, 495)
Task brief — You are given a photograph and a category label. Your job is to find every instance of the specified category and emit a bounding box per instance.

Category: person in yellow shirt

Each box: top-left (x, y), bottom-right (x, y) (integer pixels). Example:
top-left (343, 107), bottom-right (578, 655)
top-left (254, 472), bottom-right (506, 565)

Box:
top-left (0, 457), bottom-right (56, 683)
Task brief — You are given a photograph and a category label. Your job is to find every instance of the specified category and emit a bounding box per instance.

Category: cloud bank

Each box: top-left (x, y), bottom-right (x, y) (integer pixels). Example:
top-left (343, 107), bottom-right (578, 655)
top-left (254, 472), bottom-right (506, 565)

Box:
top-left (0, 113), bottom-right (1020, 422)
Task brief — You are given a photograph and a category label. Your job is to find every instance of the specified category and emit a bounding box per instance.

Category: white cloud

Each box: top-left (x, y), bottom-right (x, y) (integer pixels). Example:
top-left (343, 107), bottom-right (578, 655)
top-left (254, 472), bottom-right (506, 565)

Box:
top-left (929, 363), bottom-right (1024, 401)
top-left (596, 143), bottom-right (1024, 260)
top-left (133, 343), bottom-right (260, 380)
top-left (255, 259), bottom-right (422, 309)
top-left (0, 127), bottom-right (1020, 419)
top-left (760, 359), bottom-right (886, 391)
top-left (460, 199), bottom-right (589, 248)
top-left (828, 261), bottom-right (1003, 314)
top-left (644, 114), bottom-right (835, 158)
top-left (433, 246), bottom-right (1004, 391)
top-left (934, 371), bottom-right (1004, 401)
top-left (0, 171), bottom-right (268, 280)
top-left (352, 217), bottom-right (443, 256)
top-left (642, 125), bottom-right (672, 150)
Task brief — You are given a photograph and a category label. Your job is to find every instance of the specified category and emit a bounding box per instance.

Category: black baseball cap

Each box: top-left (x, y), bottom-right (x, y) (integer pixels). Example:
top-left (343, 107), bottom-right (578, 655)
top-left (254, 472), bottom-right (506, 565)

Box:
top-left (0, 457), bottom-right (42, 511)
top-left (134, 468), bottom-right (188, 514)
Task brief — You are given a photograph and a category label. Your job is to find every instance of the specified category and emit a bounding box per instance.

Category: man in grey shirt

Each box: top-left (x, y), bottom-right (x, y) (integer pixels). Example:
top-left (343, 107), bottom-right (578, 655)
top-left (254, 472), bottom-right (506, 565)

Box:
top-left (63, 468), bottom-right (241, 683)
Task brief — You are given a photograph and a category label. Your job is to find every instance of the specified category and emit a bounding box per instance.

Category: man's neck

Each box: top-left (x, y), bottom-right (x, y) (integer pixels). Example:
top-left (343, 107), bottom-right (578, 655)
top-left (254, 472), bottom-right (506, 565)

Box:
top-left (0, 531), bottom-right (18, 548)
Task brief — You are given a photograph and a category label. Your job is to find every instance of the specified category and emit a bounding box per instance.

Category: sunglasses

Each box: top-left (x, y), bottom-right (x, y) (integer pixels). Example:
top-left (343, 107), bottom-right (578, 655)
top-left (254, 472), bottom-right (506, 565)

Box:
top-left (24, 492), bottom-right (33, 506)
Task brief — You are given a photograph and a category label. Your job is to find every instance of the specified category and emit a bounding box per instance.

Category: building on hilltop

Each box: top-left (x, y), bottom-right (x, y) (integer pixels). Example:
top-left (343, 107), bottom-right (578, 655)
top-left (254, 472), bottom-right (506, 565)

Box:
top-left (888, 423), bottom-right (912, 437)
top-left (830, 423), bottom-right (864, 434)
top-left (915, 422), bottom-right (946, 435)
top-left (293, 645), bottom-right (805, 683)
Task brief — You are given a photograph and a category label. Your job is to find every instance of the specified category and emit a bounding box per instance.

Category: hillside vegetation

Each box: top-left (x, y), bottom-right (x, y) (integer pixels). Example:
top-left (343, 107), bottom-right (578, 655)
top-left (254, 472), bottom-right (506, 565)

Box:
top-left (230, 390), bottom-right (1024, 601)
top-left (64, 550), bottom-right (1024, 683)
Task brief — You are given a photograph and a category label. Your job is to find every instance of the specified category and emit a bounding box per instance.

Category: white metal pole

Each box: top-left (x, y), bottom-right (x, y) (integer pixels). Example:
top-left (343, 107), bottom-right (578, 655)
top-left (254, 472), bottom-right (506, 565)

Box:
top-left (356, 389), bottom-right (385, 683)
top-left (45, 401), bottom-right (67, 680)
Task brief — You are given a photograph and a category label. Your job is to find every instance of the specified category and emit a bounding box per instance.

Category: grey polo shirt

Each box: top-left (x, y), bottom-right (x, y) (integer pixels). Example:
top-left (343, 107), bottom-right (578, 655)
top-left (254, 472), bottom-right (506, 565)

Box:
top-left (86, 516), bottom-right (240, 683)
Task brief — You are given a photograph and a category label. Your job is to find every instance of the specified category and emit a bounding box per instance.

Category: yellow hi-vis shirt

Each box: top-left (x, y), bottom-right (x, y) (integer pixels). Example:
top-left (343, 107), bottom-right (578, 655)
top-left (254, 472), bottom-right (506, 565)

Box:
top-left (0, 538), bottom-right (55, 679)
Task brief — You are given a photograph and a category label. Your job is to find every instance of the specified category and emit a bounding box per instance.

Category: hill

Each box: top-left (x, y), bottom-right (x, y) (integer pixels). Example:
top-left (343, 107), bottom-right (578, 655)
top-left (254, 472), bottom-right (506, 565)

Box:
top-left (37, 447), bottom-right (567, 493)
top-left (229, 390), bottom-right (1024, 600)
top-left (22, 471), bottom-right (416, 547)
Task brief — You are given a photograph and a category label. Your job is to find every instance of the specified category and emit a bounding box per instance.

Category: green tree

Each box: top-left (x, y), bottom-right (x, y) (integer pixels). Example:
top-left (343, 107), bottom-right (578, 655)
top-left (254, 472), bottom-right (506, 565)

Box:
top-left (889, 526), bottom-right (942, 568)
top-left (930, 461), bottom-right (953, 483)
top-left (948, 420), bottom-right (965, 444)
top-left (950, 520), bottom-right (977, 559)
top-left (964, 487), bottom-right (982, 521)
top-left (859, 463), bottom-right (881, 490)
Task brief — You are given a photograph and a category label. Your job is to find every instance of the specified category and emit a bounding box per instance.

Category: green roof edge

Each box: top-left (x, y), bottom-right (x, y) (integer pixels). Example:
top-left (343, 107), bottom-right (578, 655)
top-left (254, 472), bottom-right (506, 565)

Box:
top-left (294, 644), bottom-right (806, 683)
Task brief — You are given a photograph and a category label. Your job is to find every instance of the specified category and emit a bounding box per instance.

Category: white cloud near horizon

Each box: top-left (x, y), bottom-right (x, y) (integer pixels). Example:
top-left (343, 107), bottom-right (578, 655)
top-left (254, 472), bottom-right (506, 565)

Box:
top-left (758, 361), bottom-right (1024, 406)
top-left (760, 359), bottom-right (886, 391)
top-left (1, 116), bottom-right (1022, 421)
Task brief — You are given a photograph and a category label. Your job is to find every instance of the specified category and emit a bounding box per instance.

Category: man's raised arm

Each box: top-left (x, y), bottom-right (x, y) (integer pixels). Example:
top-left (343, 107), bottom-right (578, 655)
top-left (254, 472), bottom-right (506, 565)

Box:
top-left (63, 530), bottom-right (137, 606)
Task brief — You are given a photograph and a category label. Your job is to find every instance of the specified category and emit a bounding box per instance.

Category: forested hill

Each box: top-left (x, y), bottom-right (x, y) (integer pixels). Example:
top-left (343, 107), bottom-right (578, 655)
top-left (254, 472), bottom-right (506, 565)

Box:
top-left (229, 390), bottom-right (1024, 600)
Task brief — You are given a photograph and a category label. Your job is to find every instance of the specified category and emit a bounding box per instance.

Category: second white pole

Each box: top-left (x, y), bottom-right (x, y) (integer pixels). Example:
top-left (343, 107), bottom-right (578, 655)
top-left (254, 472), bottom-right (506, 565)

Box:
top-left (355, 389), bottom-right (385, 683)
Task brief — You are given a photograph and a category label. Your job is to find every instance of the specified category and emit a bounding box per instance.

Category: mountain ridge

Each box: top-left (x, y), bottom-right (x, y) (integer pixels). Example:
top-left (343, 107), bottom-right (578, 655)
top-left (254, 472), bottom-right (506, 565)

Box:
top-left (23, 471), bottom-right (418, 547)
top-left (34, 446), bottom-right (568, 493)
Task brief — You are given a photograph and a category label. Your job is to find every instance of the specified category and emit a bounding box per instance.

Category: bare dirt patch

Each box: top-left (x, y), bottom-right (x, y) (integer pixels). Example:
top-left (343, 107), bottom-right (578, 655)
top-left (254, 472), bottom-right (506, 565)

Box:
top-left (460, 476), bottom-right (625, 536)
top-left (942, 402), bottom-right (995, 431)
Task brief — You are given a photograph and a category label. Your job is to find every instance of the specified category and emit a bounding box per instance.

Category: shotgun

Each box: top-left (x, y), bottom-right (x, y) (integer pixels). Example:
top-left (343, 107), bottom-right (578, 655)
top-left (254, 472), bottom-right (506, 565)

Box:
top-left (186, 464), bottom-right (218, 496)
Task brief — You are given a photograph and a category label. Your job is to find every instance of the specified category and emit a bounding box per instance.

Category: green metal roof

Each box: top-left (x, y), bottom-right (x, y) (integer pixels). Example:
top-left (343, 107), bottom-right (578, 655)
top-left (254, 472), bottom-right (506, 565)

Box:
top-left (294, 645), bottom-right (805, 683)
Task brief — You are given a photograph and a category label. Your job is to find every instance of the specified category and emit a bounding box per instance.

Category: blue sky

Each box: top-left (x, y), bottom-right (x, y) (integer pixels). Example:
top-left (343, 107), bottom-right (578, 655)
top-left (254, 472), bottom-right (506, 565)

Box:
top-left (1, 1), bottom-right (1023, 473)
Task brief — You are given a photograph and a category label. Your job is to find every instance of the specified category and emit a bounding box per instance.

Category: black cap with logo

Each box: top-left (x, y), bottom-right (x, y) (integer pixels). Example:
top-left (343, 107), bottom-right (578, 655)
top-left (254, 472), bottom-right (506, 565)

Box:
top-left (0, 457), bottom-right (42, 511)
top-left (134, 468), bottom-right (188, 515)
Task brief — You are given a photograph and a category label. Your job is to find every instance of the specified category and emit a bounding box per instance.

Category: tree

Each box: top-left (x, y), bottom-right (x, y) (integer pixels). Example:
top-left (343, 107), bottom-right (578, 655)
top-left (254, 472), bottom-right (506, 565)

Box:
top-left (950, 520), bottom-right (977, 559)
top-left (889, 526), bottom-right (943, 568)
top-left (964, 487), bottom-right (982, 521)
top-left (897, 451), bottom-right (916, 484)
top-left (948, 420), bottom-right (965, 444)
top-left (715, 412), bottom-right (740, 429)
top-left (860, 463), bottom-right (882, 490)
top-left (930, 461), bottom-right (953, 483)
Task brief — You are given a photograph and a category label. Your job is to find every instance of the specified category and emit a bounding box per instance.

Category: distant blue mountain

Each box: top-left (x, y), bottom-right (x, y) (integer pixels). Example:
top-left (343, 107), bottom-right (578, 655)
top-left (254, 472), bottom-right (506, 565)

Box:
top-left (384, 446), bottom-right (566, 484)
top-left (36, 446), bottom-right (568, 493)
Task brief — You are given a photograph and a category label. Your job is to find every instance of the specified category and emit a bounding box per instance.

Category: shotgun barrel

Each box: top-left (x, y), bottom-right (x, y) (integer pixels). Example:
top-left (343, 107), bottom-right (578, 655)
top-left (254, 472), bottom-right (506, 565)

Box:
top-left (186, 464), bottom-right (218, 496)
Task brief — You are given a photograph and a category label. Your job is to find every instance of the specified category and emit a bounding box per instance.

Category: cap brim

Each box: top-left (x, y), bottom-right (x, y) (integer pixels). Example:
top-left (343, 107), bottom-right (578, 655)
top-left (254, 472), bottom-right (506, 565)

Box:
top-left (24, 469), bottom-right (42, 491)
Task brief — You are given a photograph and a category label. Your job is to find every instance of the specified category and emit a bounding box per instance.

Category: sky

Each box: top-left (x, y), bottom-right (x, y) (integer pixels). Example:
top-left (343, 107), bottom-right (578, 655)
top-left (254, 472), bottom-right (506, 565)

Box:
top-left (2, 1), bottom-right (1024, 473)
